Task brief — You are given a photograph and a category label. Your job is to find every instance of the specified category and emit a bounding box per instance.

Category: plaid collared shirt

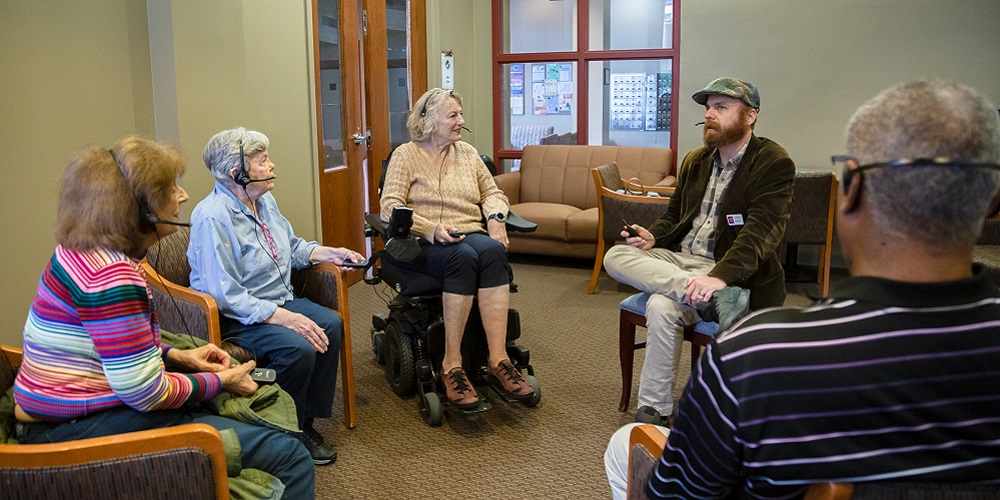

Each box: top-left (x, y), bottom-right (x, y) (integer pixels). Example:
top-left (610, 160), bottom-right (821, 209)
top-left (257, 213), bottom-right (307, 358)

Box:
top-left (680, 139), bottom-right (750, 259)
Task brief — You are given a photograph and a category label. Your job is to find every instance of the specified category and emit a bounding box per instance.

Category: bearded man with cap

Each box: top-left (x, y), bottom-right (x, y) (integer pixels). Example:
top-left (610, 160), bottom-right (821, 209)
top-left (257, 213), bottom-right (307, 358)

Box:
top-left (603, 77), bottom-right (795, 428)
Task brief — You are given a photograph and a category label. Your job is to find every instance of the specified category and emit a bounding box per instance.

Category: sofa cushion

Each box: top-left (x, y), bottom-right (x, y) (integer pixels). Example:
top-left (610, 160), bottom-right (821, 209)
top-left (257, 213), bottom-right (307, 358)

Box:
top-left (566, 207), bottom-right (599, 242)
top-left (519, 145), bottom-right (672, 210)
top-left (509, 202), bottom-right (581, 241)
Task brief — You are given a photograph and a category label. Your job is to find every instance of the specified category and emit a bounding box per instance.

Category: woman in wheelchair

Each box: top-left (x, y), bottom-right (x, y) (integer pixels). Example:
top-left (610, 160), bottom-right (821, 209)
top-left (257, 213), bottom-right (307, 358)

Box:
top-left (380, 88), bottom-right (535, 410)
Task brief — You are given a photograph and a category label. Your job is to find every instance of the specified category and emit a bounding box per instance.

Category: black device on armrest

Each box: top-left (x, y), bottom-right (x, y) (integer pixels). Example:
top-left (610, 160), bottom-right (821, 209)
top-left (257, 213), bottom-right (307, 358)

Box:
top-left (387, 206), bottom-right (413, 239)
top-left (384, 206), bottom-right (421, 262)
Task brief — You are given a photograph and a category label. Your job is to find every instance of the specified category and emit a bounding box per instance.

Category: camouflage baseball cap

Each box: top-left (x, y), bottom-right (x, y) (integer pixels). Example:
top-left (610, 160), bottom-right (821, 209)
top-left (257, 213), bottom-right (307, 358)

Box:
top-left (692, 78), bottom-right (760, 110)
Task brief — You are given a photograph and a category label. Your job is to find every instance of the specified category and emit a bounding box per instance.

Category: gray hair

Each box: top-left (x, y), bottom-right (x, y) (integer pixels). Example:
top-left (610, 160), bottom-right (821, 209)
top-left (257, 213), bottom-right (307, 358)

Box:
top-left (407, 88), bottom-right (462, 142)
top-left (202, 127), bottom-right (270, 183)
top-left (845, 79), bottom-right (1000, 246)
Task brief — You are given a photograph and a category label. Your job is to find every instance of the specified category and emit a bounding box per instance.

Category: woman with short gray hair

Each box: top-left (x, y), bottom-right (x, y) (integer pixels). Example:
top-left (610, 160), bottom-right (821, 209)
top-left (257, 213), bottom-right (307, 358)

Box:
top-left (187, 127), bottom-right (364, 466)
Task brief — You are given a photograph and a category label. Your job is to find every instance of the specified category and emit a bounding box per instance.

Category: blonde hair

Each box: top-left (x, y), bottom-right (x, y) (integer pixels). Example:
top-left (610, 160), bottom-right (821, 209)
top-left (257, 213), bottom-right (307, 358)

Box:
top-left (56, 137), bottom-right (186, 257)
top-left (407, 88), bottom-right (463, 142)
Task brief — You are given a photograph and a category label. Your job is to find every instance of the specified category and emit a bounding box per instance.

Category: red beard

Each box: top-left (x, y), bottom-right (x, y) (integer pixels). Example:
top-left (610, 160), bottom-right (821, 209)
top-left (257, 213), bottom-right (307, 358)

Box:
top-left (703, 109), bottom-right (752, 150)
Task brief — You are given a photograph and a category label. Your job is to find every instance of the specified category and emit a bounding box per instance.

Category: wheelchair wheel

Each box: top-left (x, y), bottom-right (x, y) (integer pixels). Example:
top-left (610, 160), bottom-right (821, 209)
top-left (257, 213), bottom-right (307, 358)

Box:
top-left (419, 392), bottom-right (443, 427)
top-left (384, 321), bottom-right (416, 397)
top-left (523, 375), bottom-right (541, 407)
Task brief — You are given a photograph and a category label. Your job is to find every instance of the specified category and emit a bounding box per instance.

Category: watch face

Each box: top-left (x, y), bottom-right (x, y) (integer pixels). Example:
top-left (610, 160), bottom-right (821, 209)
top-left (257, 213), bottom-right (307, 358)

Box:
top-left (493, 213), bottom-right (506, 222)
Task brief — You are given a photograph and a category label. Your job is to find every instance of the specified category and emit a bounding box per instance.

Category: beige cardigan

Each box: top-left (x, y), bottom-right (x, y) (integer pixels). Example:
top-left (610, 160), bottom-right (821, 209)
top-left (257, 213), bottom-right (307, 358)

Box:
top-left (381, 141), bottom-right (509, 241)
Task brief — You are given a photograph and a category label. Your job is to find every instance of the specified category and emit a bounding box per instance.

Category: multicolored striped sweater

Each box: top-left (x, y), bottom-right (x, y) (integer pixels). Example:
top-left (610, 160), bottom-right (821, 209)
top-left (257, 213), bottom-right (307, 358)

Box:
top-left (14, 246), bottom-right (221, 421)
top-left (649, 270), bottom-right (1000, 498)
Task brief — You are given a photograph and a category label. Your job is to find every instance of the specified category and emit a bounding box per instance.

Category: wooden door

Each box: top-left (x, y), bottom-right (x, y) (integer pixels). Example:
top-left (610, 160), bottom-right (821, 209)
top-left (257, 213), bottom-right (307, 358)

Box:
top-left (314, 0), bottom-right (426, 285)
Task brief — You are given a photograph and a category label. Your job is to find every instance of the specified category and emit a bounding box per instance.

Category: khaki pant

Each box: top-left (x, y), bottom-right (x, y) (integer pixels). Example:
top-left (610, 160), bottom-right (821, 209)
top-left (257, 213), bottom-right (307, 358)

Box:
top-left (604, 244), bottom-right (715, 416)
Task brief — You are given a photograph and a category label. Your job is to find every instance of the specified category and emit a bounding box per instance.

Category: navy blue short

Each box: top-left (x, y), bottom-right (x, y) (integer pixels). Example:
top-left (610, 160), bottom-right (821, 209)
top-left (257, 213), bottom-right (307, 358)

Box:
top-left (394, 232), bottom-right (511, 295)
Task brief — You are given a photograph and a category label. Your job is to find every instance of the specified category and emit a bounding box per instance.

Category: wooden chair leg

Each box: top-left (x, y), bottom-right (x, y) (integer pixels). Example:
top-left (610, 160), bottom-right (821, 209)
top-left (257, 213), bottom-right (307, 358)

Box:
top-left (620, 311), bottom-right (638, 412)
top-left (340, 331), bottom-right (357, 429)
top-left (690, 343), bottom-right (701, 368)
top-left (588, 244), bottom-right (607, 294)
top-left (819, 244), bottom-right (832, 298)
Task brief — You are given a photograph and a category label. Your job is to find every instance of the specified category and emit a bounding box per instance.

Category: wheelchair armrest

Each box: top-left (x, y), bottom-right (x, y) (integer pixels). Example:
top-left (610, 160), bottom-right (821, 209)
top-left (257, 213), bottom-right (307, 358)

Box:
top-left (364, 213), bottom-right (389, 240)
top-left (506, 211), bottom-right (537, 233)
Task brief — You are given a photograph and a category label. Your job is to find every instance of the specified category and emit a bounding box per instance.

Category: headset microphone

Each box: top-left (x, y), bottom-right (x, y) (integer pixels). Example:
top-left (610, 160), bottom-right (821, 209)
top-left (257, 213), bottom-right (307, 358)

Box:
top-left (246, 175), bottom-right (277, 183)
top-left (146, 213), bottom-right (192, 227)
top-left (461, 126), bottom-right (472, 133)
top-left (695, 121), bottom-right (706, 126)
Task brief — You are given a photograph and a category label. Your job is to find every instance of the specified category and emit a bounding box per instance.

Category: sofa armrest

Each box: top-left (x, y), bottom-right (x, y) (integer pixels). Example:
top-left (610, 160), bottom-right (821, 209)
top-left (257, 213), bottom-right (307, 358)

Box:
top-left (493, 171), bottom-right (521, 205)
top-left (652, 176), bottom-right (677, 189)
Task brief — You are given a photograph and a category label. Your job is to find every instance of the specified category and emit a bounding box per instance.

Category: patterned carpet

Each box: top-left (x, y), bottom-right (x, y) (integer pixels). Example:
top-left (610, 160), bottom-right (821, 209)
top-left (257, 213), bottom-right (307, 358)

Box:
top-left (311, 254), bottom-right (824, 499)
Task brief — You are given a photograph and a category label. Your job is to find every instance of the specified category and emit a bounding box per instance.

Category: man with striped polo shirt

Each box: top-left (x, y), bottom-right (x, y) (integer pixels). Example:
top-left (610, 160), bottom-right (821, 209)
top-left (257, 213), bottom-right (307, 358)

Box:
top-left (605, 79), bottom-right (1000, 498)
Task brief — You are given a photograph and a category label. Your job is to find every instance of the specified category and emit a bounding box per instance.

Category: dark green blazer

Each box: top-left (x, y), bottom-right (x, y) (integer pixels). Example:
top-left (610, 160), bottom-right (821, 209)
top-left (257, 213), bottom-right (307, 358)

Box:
top-left (648, 134), bottom-right (795, 309)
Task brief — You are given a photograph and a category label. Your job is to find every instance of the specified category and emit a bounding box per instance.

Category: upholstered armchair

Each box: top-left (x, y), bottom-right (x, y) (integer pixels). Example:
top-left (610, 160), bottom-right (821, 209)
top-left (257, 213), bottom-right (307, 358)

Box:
top-left (0, 345), bottom-right (230, 499)
top-left (782, 172), bottom-right (838, 297)
top-left (142, 227), bottom-right (357, 429)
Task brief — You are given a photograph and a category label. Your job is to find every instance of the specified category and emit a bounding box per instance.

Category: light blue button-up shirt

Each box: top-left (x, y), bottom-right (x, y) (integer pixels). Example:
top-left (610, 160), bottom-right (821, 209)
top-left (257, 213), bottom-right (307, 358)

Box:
top-left (188, 182), bottom-right (318, 325)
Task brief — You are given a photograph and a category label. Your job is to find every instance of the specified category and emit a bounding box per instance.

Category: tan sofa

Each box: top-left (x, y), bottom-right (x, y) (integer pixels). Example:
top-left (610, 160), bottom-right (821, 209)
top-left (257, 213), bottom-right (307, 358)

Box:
top-left (493, 145), bottom-right (674, 259)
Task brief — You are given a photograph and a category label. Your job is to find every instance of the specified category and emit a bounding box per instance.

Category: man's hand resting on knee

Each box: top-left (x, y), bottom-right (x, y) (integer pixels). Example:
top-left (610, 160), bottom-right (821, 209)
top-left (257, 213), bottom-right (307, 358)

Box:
top-left (267, 307), bottom-right (329, 353)
top-left (684, 275), bottom-right (726, 306)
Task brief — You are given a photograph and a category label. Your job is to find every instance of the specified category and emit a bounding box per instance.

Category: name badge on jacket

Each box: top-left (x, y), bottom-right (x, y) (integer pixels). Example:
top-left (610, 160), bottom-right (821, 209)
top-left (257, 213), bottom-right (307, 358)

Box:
top-left (726, 214), bottom-right (745, 226)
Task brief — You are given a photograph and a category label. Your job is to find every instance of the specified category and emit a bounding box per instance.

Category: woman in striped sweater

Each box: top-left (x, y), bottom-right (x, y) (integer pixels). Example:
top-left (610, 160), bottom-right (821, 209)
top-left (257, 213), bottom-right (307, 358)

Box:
top-left (13, 137), bottom-right (314, 499)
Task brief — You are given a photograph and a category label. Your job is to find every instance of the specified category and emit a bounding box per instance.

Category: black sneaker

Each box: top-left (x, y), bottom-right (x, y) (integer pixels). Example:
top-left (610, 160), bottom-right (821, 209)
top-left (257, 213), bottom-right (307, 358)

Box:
top-left (635, 406), bottom-right (671, 428)
top-left (302, 420), bottom-right (337, 465)
top-left (698, 286), bottom-right (750, 331)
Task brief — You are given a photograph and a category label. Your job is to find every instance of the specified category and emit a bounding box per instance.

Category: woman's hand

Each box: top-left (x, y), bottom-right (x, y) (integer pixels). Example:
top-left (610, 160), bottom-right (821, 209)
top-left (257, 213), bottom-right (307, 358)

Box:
top-left (433, 224), bottom-right (465, 245)
top-left (310, 246), bottom-right (364, 267)
top-left (622, 224), bottom-right (655, 250)
top-left (218, 359), bottom-right (259, 397)
top-left (165, 344), bottom-right (231, 373)
top-left (487, 218), bottom-right (509, 250)
top-left (266, 306), bottom-right (329, 353)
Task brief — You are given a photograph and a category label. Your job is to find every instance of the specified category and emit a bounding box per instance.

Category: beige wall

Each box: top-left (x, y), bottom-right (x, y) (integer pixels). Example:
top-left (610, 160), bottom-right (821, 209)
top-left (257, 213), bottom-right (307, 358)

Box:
top-left (426, 0), bottom-right (1000, 171)
top-left (1, 0), bottom-right (156, 346)
top-left (425, 0), bottom-right (494, 156)
top-left (676, 0), bottom-right (1000, 171)
top-left (0, 0), bottom-right (320, 346)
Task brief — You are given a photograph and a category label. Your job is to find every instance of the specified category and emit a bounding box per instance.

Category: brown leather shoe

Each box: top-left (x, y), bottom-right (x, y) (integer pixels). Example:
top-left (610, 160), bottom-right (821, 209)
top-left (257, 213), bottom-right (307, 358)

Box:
top-left (489, 359), bottom-right (534, 401)
top-left (442, 367), bottom-right (479, 410)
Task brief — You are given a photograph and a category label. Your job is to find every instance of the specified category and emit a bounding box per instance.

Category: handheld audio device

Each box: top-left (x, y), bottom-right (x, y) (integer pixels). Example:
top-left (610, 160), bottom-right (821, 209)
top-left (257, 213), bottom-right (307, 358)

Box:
top-left (621, 219), bottom-right (639, 238)
top-left (340, 258), bottom-right (369, 269)
top-left (250, 367), bottom-right (277, 384)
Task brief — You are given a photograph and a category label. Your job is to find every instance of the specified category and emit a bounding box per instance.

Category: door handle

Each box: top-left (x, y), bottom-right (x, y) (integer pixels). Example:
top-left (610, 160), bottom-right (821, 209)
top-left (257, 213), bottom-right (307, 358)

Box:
top-left (352, 129), bottom-right (372, 148)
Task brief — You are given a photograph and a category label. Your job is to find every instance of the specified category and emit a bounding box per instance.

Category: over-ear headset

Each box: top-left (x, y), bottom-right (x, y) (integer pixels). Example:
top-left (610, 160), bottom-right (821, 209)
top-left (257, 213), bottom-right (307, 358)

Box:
top-left (109, 149), bottom-right (190, 229)
top-left (234, 140), bottom-right (252, 186)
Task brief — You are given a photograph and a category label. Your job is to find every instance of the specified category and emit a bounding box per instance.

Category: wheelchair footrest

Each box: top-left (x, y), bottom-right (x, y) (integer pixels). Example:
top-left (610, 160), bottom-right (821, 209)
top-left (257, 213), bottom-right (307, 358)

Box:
top-left (455, 398), bottom-right (492, 414)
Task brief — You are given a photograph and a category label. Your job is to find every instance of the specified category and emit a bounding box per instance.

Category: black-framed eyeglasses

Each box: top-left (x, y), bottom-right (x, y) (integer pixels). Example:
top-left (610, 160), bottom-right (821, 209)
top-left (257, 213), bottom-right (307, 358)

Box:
top-left (831, 155), bottom-right (1000, 194)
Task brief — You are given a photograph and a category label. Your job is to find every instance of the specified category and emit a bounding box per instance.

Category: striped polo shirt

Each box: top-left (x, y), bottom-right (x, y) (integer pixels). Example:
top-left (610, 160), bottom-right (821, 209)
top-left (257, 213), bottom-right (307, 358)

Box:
top-left (648, 269), bottom-right (1000, 498)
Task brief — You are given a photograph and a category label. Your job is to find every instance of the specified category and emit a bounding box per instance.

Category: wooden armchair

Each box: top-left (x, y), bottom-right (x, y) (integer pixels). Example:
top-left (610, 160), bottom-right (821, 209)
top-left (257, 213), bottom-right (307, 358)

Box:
top-left (0, 345), bottom-right (229, 499)
top-left (142, 227), bottom-right (357, 429)
top-left (589, 164), bottom-right (674, 294)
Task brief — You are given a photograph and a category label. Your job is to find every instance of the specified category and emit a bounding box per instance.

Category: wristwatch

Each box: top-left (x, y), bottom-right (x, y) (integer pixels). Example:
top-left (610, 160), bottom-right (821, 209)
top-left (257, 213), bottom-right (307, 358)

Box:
top-left (488, 212), bottom-right (506, 223)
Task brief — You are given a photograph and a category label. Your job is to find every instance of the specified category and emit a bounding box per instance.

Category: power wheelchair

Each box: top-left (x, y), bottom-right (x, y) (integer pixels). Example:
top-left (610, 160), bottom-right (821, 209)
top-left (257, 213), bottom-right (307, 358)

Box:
top-left (361, 156), bottom-right (541, 426)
